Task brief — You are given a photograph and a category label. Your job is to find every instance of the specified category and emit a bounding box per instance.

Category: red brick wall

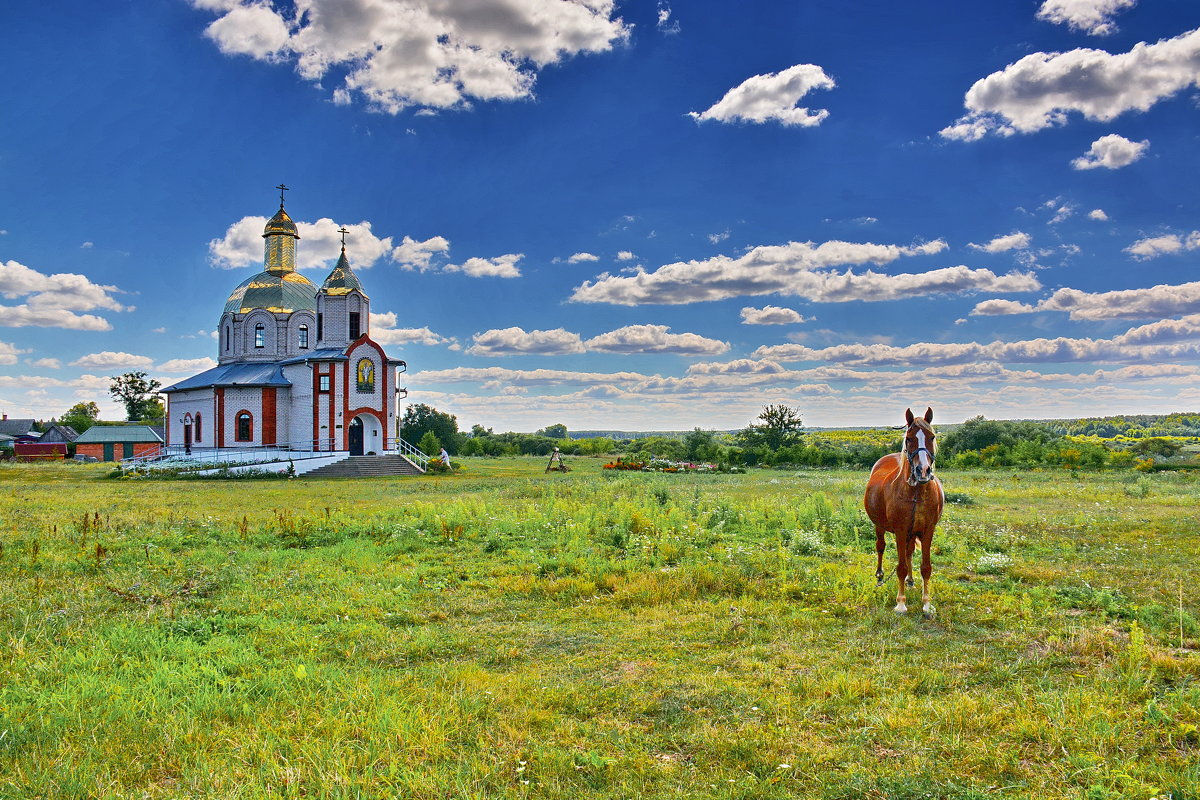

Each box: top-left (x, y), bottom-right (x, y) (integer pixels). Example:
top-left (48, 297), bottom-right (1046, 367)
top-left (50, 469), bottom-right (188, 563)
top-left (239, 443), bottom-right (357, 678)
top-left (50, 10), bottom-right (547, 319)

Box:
top-left (262, 387), bottom-right (277, 446)
top-left (76, 444), bottom-right (106, 460)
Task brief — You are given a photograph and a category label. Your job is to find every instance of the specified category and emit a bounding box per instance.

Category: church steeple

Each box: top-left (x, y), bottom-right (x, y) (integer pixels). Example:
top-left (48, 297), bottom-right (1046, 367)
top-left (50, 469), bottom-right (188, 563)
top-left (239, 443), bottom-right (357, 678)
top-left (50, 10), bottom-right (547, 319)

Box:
top-left (263, 184), bottom-right (300, 276)
top-left (316, 227), bottom-right (370, 347)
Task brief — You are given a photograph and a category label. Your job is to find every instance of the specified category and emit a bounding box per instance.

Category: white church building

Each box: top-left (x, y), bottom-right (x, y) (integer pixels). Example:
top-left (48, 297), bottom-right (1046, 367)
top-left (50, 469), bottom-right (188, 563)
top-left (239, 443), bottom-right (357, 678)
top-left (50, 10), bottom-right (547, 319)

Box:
top-left (162, 192), bottom-right (407, 459)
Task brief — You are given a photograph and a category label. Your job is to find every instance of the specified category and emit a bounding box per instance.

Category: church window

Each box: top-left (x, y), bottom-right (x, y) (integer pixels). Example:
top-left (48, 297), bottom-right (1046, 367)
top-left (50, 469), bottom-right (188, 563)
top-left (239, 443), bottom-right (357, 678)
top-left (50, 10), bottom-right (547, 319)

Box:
top-left (224, 326), bottom-right (230, 351)
top-left (317, 314), bottom-right (323, 341)
top-left (299, 325), bottom-right (309, 349)
top-left (195, 413), bottom-right (202, 442)
top-left (255, 323), bottom-right (265, 348)
top-left (349, 312), bottom-right (361, 340)
top-left (236, 411), bottom-right (253, 442)
top-left (319, 374), bottom-right (330, 393)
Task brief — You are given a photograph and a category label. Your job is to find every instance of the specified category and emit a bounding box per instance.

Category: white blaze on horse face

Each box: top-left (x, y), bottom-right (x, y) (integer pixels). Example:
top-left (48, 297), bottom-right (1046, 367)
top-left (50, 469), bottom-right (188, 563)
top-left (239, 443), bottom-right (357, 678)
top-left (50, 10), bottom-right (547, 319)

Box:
top-left (914, 429), bottom-right (931, 476)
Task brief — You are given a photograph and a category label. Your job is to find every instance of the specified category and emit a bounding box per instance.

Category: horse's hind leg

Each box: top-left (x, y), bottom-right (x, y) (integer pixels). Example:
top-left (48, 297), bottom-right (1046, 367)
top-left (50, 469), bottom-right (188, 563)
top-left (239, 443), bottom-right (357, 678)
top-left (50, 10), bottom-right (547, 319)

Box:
top-left (874, 527), bottom-right (886, 586)
top-left (893, 532), bottom-right (909, 614)
top-left (920, 530), bottom-right (935, 617)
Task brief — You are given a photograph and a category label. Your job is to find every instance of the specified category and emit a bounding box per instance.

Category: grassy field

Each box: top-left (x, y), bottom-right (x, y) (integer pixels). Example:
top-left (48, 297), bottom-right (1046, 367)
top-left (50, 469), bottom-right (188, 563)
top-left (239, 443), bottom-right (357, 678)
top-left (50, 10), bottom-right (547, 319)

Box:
top-left (1, 458), bottom-right (1198, 799)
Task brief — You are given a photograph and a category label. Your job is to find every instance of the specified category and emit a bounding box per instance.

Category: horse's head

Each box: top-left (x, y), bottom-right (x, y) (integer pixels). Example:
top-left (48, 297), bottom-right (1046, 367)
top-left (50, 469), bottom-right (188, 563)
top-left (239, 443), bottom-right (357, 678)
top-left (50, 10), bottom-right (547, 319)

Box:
top-left (903, 407), bottom-right (937, 485)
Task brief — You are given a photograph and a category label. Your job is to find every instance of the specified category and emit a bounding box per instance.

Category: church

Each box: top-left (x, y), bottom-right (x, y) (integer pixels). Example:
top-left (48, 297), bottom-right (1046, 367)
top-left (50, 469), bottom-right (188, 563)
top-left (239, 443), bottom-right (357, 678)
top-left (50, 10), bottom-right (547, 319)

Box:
top-left (162, 190), bottom-right (406, 457)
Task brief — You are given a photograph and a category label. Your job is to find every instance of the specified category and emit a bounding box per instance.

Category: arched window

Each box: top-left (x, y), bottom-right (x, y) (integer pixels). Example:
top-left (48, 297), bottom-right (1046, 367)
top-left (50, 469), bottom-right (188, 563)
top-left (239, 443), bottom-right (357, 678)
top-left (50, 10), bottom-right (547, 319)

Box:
top-left (195, 413), bottom-right (202, 442)
top-left (299, 324), bottom-right (309, 349)
top-left (254, 323), bottom-right (265, 348)
top-left (236, 411), bottom-right (253, 442)
top-left (224, 326), bottom-right (230, 351)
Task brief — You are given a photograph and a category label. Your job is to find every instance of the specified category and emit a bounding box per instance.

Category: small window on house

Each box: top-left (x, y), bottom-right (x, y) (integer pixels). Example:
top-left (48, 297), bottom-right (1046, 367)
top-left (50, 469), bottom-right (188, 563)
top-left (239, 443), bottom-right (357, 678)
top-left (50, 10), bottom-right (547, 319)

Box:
top-left (236, 412), bottom-right (253, 442)
top-left (299, 324), bottom-right (309, 349)
top-left (317, 314), bottom-right (323, 341)
top-left (319, 375), bottom-right (330, 393)
top-left (195, 413), bottom-right (202, 442)
top-left (349, 312), bottom-right (361, 340)
top-left (254, 323), bottom-right (265, 348)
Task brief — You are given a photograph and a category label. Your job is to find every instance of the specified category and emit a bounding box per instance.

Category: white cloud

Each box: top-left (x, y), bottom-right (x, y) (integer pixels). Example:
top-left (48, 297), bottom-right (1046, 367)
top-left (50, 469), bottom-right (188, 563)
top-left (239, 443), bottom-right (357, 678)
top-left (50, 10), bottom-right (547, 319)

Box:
top-left (689, 64), bottom-right (835, 127)
top-left (971, 299), bottom-right (1037, 315)
top-left (968, 231), bottom-right (1031, 253)
top-left (584, 324), bottom-right (729, 355)
top-left (208, 216), bottom-right (393, 269)
top-left (446, 253), bottom-right (523, 278)
top-left (1036, 0), bottom-right (1136, 36)
top-left (370, 312), bottom-right (454, 346)
top-left (466, 327), bottom-right (585, 357)
top-left (1125, 231), bottom-right (1200, 260)
top-left (740, 305), bottom-right (808, 325)
top-left (0, 260), bottom-right (131, 330)
top-left (80, 241), bottom-right (94, 249)
top-left (656, 2), bottom-right (679, 34)
top-left (708, 231), bottom-right (730, 245)
top-left (392, 235), bottom-right (451, 270)
top-left (157, 357), bottom-right (218, 373)
top-left (0, 341), bottom-right (30, 365)
top-left (194, 0), bottom-right (630, 114)
top-left (70, 351), bottom-right (154, 370)
top-left (1089, 209), bottom-right (1109, 221)
top-left (26, 357), bottom-right (61, 369)
top-left (1071, 133), bottom-right (1149, 170)
top-left (570, 238), bottom-right (1038, 306)
top-left (941, 28), bottom-right (1200, 140)
top-left (566, 252), bottom-right (599, 263)
top-left (616, 250), bottom-right (635, 261)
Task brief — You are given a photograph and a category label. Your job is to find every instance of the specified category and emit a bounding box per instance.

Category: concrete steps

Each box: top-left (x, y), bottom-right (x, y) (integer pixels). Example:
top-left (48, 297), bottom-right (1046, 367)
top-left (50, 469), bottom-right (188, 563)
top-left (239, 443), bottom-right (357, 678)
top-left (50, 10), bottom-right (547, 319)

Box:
top-left (300, 455), bottom-right (424, 478)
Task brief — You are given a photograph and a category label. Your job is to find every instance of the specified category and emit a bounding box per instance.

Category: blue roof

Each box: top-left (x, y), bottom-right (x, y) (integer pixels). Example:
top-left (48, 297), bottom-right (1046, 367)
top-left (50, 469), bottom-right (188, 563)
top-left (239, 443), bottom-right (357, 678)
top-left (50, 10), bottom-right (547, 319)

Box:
top-left (162, 362), bottom-right (292, 393)
top-left (278, 348), bottom-right (348, 366)
top-left (75, 425), bottom-right (163, 444)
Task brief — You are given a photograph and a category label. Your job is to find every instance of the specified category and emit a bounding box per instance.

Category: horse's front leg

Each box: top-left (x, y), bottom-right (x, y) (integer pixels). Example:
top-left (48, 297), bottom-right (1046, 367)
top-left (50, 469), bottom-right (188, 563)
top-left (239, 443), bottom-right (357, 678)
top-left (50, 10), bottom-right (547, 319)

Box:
top-left (905, 535), bottom-right (917, 588)
top-left (893, 532), bottom-right (909, 613)
top-left (920, 530), bottom-right (934, 618)
top-left (874, 527), bottom-right (886, 586)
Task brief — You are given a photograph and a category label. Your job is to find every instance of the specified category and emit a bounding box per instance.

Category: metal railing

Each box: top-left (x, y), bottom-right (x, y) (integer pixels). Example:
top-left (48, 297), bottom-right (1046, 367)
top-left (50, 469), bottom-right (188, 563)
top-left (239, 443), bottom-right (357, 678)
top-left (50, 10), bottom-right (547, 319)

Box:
top-left (121, 435), bottom-right (429, 475)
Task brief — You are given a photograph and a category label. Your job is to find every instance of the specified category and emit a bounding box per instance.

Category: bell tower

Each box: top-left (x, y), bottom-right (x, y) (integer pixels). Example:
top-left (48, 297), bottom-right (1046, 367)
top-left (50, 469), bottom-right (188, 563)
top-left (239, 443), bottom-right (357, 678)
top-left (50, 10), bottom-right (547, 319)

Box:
top-left (316, 227), bottom-right (369, 348)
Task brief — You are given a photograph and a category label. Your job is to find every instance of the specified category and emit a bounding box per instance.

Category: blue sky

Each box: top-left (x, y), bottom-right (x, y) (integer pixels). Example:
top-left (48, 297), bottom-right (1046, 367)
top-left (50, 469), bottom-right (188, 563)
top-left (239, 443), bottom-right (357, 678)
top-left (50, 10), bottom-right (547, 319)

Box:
top-left (2, 0), bottom-right (1200, 431)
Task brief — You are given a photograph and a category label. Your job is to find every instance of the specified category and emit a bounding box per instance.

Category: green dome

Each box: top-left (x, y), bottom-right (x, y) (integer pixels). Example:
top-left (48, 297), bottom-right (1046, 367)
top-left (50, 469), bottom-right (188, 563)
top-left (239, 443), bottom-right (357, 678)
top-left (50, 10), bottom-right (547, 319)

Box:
top-left (224, 269), bottom-right (317, 315)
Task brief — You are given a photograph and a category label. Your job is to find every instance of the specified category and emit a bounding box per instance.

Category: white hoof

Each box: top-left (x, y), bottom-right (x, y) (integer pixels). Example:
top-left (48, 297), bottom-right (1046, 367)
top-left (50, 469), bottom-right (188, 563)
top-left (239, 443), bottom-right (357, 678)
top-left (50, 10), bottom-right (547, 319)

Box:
top-left (894, 603), bottom-right (908, 614)
top-left (922, 604), bottom-right (935, 618)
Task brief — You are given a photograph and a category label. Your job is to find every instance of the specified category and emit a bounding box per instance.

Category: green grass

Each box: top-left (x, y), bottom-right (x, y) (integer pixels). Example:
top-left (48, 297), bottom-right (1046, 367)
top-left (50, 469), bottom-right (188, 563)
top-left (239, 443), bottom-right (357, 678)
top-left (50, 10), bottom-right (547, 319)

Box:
top-left (1, 458), bottom-right (1198, 799)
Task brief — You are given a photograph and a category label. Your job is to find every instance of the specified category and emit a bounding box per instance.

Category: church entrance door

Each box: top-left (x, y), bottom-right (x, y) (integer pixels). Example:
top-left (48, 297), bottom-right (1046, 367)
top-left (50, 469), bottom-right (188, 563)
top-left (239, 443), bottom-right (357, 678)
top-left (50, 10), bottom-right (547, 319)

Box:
top-left (349, 417), bottom-right (364, 456)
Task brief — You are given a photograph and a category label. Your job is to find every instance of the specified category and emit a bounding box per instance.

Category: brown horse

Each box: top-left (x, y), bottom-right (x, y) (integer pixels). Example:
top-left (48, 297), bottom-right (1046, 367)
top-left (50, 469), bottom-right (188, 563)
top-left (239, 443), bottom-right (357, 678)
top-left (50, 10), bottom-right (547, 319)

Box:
top-left (864, 407), bottom-right (945, 616)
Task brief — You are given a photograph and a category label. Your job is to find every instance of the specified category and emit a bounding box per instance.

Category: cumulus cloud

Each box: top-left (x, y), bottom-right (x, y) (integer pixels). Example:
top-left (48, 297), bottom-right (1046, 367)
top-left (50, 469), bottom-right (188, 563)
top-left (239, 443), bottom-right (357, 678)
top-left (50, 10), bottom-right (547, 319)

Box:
top-left (70, 351), bottom-right (154, 369)
top-left (1089, 209), bottom-right (1109, 221)
top-left (941, 28), bottom-right (1200, 140)
top-left (1071, 133), bottom-right (1149, 169)
top-left (466, 327), bottom-right (585, 356)
top-left (972, 299), bottom-right (1037, 315)
top-left (391, 235), bottom-right (451, 270)
top-left (1125, 231), bottom-right (1200, 260)
top-left (616, 251), bottom-right (635, 261)
top-left (584, 324), bottom-right (729, 355)
top-left (740, 305), bottom-right (808, 325)
top-left (446, 253), bottom-right (523, 278)
top-left (968, 231), bottom-right (1032, 252)
top-left (0, 341), bottom-right (30, 365)
top-left (656, 2), bottom-right (679, 34)
top-left (193, 0), bottom-right (630, 114)
top-left (157, 357), bottom-right (218, 373)
top-left (208, 216), bottom-right (393, 269)
top-left (708, 231), bottom-right (730, 245)
top-left (570, 238), bottom-right (1038, 306)
top-left (689, 64), bottom-right (835, 126)
top-left (1036, 0), bottom-right (1136, 36)
top-left (0, 260), bottom-right (131, 330)
top-left (566, 252), bottom-right (599, 263)
top-left (370, 312), bottom-right (454, 346)
top-left (27, 357), bottom-right (61, 369)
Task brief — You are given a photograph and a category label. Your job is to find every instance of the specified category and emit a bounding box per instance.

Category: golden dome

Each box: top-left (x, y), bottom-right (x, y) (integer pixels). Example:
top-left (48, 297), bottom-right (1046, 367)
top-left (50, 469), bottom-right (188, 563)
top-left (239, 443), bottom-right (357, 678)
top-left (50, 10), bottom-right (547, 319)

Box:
top-left (263, 206), bottom-right (300, 239)
top-left (224, 269), bottom-right (316, 315)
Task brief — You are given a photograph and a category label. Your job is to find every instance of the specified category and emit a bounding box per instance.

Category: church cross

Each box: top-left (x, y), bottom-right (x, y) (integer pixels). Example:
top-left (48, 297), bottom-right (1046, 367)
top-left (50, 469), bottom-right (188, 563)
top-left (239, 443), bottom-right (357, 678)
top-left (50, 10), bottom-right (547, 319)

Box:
top-left (276, 183), bottom-right (289, 207)
top-left (338, 226), bottom-right (350, 248)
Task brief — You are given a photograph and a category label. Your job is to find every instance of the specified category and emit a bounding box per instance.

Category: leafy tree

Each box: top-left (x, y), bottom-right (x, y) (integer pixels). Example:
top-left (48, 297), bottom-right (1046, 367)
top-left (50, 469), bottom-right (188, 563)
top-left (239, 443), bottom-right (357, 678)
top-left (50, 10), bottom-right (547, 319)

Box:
top-left (537, 423), bottom-right (568, 439)
top-left (737, 404), bottom-right (804, 451)
top-left (941, 416), bottom-right (1059, 457)
top-left (109, 372), bottom-right (162, 421)
top-left (400, 404), bottom-right (461, 453)
top-left (60, 401), bottom-right (100, 433)
top-left (1131, 437), bottom-right (1183, 458)
top-left (418, 430), bottom-right (442, 457)
top-left (684, 428), bottom-right (721, 462)
top-left (470, 424), bottom-right (494, 438)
